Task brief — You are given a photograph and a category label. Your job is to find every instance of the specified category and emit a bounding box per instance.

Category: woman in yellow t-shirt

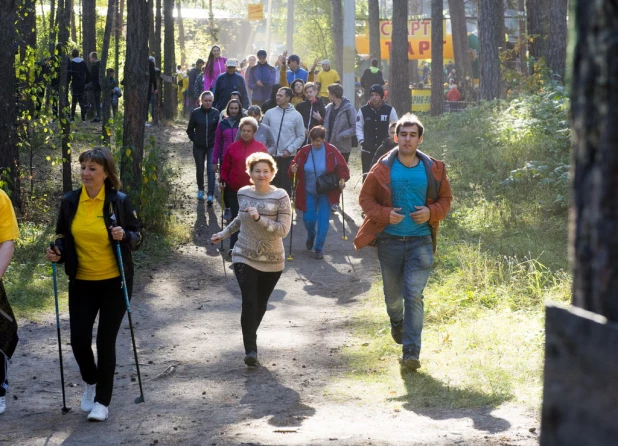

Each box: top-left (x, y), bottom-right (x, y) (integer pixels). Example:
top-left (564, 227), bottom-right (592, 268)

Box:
top-left (0, 189), bottom-right (20, 416)
top-left (46, 148), bottom-right (142, 422)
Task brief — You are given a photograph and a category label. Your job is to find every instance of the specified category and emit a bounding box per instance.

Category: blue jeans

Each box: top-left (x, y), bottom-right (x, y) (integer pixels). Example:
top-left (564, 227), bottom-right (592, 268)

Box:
top-left (376, 233), bottom-right (434, 358)
top-left (193, 145), bottom-right (215, 195)
top-left (302, 192), bottom-right (331, 251)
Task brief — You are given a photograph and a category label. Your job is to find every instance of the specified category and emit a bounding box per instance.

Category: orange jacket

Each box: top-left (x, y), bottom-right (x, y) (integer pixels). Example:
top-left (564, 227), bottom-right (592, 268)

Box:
top-left (353, 149), bottom-right (452, 253)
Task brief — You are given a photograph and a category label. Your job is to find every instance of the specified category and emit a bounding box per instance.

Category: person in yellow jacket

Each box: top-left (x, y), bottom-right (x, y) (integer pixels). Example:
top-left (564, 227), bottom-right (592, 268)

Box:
top-left (0, 189), bottom-right (20, 415)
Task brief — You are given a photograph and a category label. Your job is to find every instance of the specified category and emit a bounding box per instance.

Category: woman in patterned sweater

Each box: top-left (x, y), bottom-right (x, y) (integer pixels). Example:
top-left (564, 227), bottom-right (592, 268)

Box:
top-left (211, 152), bottom-right (292, 366)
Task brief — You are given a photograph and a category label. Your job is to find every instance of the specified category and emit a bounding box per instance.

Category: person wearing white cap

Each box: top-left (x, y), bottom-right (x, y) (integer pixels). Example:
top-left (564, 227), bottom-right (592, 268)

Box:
top-left (315, 59), bottom-right (340, 105)
top-left (213, 59), bottom-right (250, 111)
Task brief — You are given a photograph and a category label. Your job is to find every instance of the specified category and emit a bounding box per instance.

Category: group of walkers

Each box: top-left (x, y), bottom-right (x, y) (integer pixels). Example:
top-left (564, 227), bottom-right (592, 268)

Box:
top-left (0, 44), bottom-right (452, 425)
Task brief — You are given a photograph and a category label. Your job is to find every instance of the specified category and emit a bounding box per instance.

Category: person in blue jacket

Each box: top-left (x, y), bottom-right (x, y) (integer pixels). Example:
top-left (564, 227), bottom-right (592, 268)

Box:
top-left (248, 49), bottom-right (276, 107)
top-left (213, 59), bottom-right (250, 111)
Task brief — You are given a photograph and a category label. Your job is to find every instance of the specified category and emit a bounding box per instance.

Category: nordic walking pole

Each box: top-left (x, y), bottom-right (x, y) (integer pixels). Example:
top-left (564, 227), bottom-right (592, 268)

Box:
top-left (110, 222), bottom-right (145, 404)
top-left (287, 172), bottom-right (297, 261)
top-left (340, 180), bottom-right (348, 240)
top-left (218, 183), bottom-right (228, 277)
top-left (49, 243), bottom-right (71, 414)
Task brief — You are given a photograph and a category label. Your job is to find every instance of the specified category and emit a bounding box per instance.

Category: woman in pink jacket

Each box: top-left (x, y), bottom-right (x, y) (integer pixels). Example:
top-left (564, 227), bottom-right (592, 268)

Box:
top-left (204, 45), bottom-right (228, 92)
top-left (213, 99), bottom-right (242, 221)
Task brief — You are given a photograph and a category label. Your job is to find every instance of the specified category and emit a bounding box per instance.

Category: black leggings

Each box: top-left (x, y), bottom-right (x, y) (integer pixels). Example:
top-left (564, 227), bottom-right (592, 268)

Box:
top-left (227, 189), bottom-right (240, 249)
top-left (0, 280), bottom-right (18, 397)
top-left (69, 277), bottom-right (128, 406)
top-left (361, 149), bottom-right (376, 182)
top-left (233, 263), bottom-right (282, 354)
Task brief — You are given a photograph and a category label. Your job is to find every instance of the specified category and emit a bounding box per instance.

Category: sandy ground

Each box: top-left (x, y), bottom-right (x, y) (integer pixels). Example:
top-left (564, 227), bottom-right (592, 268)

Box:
top-left (1, 123), bottom-right (540, 445)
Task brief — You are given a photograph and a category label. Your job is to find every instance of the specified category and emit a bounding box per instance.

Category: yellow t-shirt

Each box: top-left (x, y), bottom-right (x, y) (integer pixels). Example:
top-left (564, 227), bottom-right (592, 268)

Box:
top-left (316, 69), bottom-right (340, 97)
top-left (71, 186), bottom-right (119, 281)
top-left (0, 189), bottom-right (20, 243)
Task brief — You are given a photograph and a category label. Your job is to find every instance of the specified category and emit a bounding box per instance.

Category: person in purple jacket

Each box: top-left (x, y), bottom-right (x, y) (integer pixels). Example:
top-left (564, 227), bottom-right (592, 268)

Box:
top-left (248, 49), bottom-right (276, 107)
top-left (213, 99), bottom-right (243, 222)
top-left (203, 45), bottom-right (227, 92)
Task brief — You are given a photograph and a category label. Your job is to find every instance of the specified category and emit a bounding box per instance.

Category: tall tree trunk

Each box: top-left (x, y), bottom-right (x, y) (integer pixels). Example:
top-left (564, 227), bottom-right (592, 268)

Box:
top-left (390, 0), bottom-right (410, 115)
top-left (82, 0), bottom-right (96, 63)
top-left (48, 0), bottom-right (56, 54)
top-left (148, 0), bottom-right (155, 55)
top-left (155, 0), bottom-right (162, 66)
top-left (430, 0), bottom-right (443, 116)
top-left (547, 0), bottom-right (567, 81)
top-left (0, 0), bottom-right (20, 207)
top-left (570, 0), bottom-right (618, 321)
top-left (114, 0), bottom-right (122, 75)
top-left (122, 0), bottom-right (150, 195)
top-left (58, 0), bottom-right (72, 193)
top-left (331, 0), bottom-right (343, 75)
top-left (100, 0), bottom-right (117, 144)
top-left (448, 0), bottom-right (472, 80)
top-left (526, 0), bottom-right (550, 63)
top-left (176, 0), bottom-right (186, 66)
top-left (163, 0), bottom-right (175, 121)
top-left (518, 0), bottom-right (527, 76)
top-left (408, 0), bottom-right (422, 85)
top-left (17, 0), bottom-right (37, 118)
top-left (70, 1), bottom-right (76, 44)
top-left (368, 0), bottom-right (381, 61)
top-left (496, 0), bottom-right (505, 52)
top-left (479, 0), bottom-right (500, 101)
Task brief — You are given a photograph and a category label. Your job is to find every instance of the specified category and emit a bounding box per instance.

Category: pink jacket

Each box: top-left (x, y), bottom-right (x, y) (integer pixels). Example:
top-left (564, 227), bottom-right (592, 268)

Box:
top-left (212, 117), bottom-right (239, 165)
top-left (204, 57), bottom-right (228, 92)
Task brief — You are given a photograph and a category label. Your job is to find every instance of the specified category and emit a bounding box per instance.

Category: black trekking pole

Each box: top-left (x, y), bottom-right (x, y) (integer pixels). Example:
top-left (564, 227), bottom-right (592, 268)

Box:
top-left (110, 222), bottom-right (145, 404)
top-left (50, 243), bottom-right (71, 414)
top-left (340, 180), bottom-right (348, 241)
top-left (217, 184), bottom-right (228, 277)
top-left (287, 172), bottom-right (297, 261)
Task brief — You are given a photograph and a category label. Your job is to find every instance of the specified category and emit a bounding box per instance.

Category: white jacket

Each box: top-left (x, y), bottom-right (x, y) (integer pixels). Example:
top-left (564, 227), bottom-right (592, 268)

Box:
top-left (262, 104), bottom-right (305, 157)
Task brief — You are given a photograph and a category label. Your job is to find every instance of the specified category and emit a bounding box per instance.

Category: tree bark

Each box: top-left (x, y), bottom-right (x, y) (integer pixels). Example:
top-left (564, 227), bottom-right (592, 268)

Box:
top-left (70, 2), bottom-right (76, 43)
top-left (547, 0), bottom-right (567, 81)
top-left (430, 0), bottom-right (443, 116)
top-left (570, 0), bottom-right (618, 322)
top-left (368, 0), bottom-right (381, 61)
top-left (331, 0), bottom-right (343, 75)
top-left (526, 0), bottom-right (550, 63)
top-left (49, 0), bottom-right (56, 54)
top-left (155, 0), bottom-right (162, 66)
top-left (58, 0), bottom-right (72, 193)
top-left (100, 0), bottom-right (117, 144)
top-left (177, 0), bottom-right (186, 66)
top-left (479, 0), bottom-right (500, 101)
top-left (114, 0), bottom-right (122, 75)
top-left (448, 0), bottom-right (472, 80)
top-left (82, 0), bottom-right (96, 64)
top-left (518, 0), bottom-right (527, 76)
top-left (390, 0), bottom-right (410, 115)
top-left (122, 0), bottom-right (150, 194)
top-left (0, 0), bottom-right (20, 207)
top-left (163, 0), bottom-right (175, 121)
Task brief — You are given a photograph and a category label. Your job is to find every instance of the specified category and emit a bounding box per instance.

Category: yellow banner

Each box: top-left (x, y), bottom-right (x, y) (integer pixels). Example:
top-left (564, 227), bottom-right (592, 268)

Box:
top-left (356, 20), bottom-right (454, 61)
top-left (248, 4), bottom-right (264, 20)
top-left (411, 89), bottom-right (431, 111)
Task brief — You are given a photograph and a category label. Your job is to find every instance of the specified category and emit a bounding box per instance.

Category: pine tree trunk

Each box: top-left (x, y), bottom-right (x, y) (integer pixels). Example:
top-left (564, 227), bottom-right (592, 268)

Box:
top-left (479, 0), bottom-right (500, 101)
top-left (122, 0), bottom-right (150, 194)
top-left (100, 0), bottom-right (117, 144)
top-left (155, 0), bottom-right (162, 67)
top-left (49, 0), bottom-right (56, 54)
top-left (17, 0), bottom-right (37, 118)
top-left (547, 0), bottom-right (567, 81)
top-left (331, 0), bottom-right (343, 75)
top-left (70, 2), bottom-right (76, 43)
top-left (163, 0), bottom-right (175, 121)
top-left (390, 0), bottom-right (410, 115)
top-left (570, 0), bottom-right (618, 321)
top-left (526, 0), bottom-right (550, 63)
top-left (114, 0), bottom-right (122, 75)
top-left (177, 0), bottom-right (186, 66)
top-left (0, 0), bottom-right (20, 207)
top-left (518, 0), bottom-right (527, 76)
top-left (430, 0), bottom-right (443, 116)
top-left (82, 0), bottom-right (96, 60)
top-left (368, 0), bottom-right (381, 61)
top-left (448, 0), bottom-right (472, 80)
top-left (58, 0), bottom-right (73, 193)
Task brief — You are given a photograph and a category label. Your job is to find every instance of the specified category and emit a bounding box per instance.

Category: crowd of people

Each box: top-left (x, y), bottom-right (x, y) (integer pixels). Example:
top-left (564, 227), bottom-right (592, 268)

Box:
top-left (0, 45), bottom-right (452, 424)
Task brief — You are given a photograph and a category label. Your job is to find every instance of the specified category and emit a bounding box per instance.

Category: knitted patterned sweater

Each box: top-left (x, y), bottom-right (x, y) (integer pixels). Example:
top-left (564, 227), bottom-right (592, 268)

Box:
top-left (219, 185), bottom-right (292, 272)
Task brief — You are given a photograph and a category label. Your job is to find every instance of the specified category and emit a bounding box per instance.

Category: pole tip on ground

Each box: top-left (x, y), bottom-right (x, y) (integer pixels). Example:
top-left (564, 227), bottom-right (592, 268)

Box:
top-left (62, 407), bottom-right (71, 414)
top-left (287, 255), bottom-right (293, 261)
top-left (134, 396), bottom-right (145, 404)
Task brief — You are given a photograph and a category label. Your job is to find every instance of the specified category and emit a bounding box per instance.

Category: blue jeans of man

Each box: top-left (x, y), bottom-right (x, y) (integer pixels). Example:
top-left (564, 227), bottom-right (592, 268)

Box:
top-left (376, 233), bottom-right (434, 358)
top-left (302, 192), bottom-right (331, 251)
top-left (192, 145), bottom-right (215, 195)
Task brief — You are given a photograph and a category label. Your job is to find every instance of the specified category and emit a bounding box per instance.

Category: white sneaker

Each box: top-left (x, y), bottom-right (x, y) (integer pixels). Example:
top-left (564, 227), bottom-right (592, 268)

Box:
top-left (0, 396), bottom-right (6, 414)
top-left (81, 382), bottom-right (96, 412)
top-left (87, 402), bottom-right (109, 421)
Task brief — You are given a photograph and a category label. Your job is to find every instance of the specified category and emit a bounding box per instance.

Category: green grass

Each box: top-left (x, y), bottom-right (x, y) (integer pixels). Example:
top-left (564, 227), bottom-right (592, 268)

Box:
top-left (329, 93), bottom-right (572, 412)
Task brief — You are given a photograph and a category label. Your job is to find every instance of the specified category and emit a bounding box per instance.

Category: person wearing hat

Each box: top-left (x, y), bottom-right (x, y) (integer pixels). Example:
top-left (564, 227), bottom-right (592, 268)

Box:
top-left (315, 59), bottom-right (340, 105)
top-left (213, 59), bottom-right (250, 112)
top-left (355, 84), bottom-right (398, 181)
top-left (248, 50), bottom-right (276, 107)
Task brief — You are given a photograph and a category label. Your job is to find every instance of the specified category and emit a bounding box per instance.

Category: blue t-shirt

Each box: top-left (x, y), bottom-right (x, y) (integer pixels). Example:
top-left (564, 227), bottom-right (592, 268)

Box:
top-left (304, 145), bottom-right (327, 196)
top-left (384, 157), bottom-right (431, 237)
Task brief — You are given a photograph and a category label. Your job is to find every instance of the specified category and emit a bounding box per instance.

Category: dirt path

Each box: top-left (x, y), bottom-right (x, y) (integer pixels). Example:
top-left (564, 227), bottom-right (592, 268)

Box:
top-left (2, 124), bottom-right (540, 445)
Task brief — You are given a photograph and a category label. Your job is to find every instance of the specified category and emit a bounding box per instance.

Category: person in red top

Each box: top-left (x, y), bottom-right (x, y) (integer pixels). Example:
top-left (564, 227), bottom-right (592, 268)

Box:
top-left (446, 84), bottom-right (461, 102)
top-left (220, 117), bottom-right (268, 256)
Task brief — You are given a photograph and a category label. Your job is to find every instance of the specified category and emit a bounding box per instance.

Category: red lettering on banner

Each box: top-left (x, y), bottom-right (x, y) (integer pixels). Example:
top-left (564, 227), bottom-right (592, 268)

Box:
top-left (422, 20), bottom-right (431, 35)
top-left (419, 41), bottom-right (430, 54)
top-left (411, 21), bottom-right (420, 34)
top-left (408, 42), bottom-right (415, 55)
top-left (380, 22), bottom-right (391, 37)
top-left (384, 41), bottom-right (392, 53)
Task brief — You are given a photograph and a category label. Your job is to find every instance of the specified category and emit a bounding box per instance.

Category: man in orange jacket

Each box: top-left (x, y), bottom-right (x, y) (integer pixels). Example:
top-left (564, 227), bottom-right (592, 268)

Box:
top-left (354, 113), bottom-right (452, 371)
